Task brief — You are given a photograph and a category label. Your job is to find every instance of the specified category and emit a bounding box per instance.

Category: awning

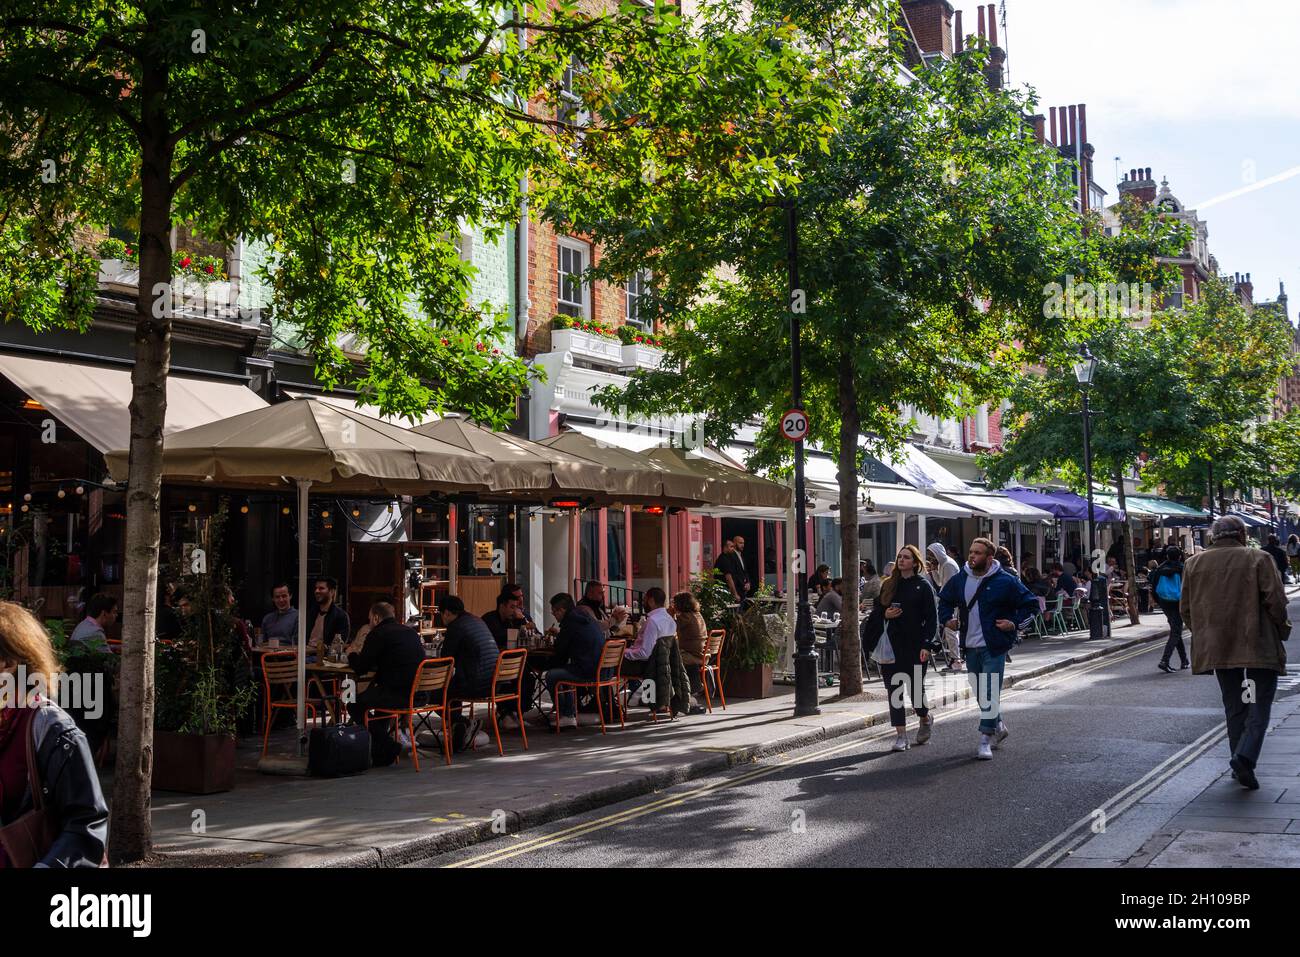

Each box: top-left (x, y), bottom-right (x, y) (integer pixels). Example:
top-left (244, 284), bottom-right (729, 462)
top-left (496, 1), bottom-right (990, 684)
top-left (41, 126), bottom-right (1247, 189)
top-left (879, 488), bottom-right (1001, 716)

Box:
top-left (869, 441), bottom-right (973, 493)
top-left (565, 419), bottom-right (681, 453)
top-left (1090, 492), bottom-right (1162, 518)
top-left (939, 492), bottom-right (1054, 521)
top-left (1000, 487), bottom-right (1125, 522)
top-left (644, 446), bottom-right (792, 510)
top-left (283, 389), bottom-right (440, 426)
top-left (1230, 509), bottom-right (1271, 529)
top-left (0, 352), bottom-right (268, 454)
top-left (860, 484), bottom-right (974, 520)
top-left (1126, 495), bottom-right (1211, 525)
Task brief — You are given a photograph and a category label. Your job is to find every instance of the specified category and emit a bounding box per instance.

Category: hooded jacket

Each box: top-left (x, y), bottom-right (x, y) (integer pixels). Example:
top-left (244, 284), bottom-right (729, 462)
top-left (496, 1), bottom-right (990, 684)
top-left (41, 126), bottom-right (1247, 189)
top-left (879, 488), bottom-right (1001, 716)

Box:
top-left (926, 544), bottom-right (960, 591)
top-left (862, 573), bottom-right (939, 665)
top-left (937, 560), bottom-right (1040, 657)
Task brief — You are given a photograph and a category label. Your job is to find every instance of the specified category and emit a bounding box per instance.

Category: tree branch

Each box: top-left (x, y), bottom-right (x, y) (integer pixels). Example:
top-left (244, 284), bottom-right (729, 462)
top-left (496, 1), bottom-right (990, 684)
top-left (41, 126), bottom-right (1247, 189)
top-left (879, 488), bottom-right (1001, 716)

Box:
top-left (28, 73), bottom-right (141, 137)
top-left (1, 17), bottom-right (136, 55)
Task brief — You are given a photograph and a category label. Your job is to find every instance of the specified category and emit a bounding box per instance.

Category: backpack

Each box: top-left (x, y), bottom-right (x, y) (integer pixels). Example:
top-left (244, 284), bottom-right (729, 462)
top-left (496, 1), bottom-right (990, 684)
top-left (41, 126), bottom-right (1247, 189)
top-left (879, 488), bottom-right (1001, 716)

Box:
top-left (1155, 571), bottom-right (1181, 602)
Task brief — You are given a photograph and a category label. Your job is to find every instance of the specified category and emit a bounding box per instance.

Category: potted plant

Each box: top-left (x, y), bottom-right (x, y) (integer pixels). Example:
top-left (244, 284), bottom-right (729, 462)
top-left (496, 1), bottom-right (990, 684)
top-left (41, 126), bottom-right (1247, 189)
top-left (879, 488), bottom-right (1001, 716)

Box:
top-left (152, 502), bottom-right (256, 794)
top-left (691, 572), bottom-right (781, 699)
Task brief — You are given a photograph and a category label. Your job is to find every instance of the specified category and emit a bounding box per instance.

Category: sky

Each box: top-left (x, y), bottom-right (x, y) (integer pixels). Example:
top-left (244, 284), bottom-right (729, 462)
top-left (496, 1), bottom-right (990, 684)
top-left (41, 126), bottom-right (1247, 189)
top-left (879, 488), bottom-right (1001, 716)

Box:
top-left (991, 0), bottom-right (1299, 319)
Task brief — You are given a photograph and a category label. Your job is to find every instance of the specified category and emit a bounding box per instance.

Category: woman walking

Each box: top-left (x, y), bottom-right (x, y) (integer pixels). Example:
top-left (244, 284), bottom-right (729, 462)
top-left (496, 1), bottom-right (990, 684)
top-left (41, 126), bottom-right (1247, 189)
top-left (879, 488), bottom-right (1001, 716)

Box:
top-left (1148, 545), bottom-right (1188, 672)
top-left (0, 602), bottom-right (109, 867)
top-left (862, 545), bottom-right (940, 751)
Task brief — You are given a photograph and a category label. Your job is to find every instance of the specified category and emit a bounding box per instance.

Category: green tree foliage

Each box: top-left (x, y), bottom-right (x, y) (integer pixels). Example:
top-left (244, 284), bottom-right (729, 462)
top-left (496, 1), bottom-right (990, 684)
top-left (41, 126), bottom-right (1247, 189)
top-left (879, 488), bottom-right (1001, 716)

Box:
top-left (566, 1), bottom-right (1121, 693)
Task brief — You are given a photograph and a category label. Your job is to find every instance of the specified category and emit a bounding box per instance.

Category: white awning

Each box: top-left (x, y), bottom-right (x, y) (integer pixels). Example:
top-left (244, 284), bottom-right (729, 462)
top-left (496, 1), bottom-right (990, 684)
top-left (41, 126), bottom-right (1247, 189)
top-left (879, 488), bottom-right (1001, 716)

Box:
top-left (860, 484), bottom-right (973, 519)
top-left (0, 352), bottom-right (268, 454)
top-left (871, 441), bottom-right (973, 493)
top-left (939, 492), bottom-right (1054, 522)
top-left (566, 419), bottom-right (670, 453)
top-left (283, 390), bottom-right (441, 426)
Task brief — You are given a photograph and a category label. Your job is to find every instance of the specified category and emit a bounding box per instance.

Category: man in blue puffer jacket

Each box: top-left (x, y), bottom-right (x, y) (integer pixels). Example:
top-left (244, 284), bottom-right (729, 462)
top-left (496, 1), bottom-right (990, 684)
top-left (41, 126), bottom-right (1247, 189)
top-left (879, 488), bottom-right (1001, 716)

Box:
top-left (938, 537), bottom-right (1040, 761)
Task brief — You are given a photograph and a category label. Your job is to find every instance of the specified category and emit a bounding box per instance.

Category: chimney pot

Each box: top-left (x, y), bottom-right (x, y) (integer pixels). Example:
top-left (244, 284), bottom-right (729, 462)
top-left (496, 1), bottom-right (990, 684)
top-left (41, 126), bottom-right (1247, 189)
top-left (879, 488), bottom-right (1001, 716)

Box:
top-left (1079, 104), bottom-right (1088, 146)
top-left (988, 4), bottom-right (999, 46)
top-left (1049, 107), bottom-right (1058, 145)
top-left (1145, 167), bottom-right (1152, 180)
top-left (978, 5), bottom-right (986, 39)
top-left (1068, 105), bottom-right (1078, 147)
top-left (955, 9), bottom-right (964, 52)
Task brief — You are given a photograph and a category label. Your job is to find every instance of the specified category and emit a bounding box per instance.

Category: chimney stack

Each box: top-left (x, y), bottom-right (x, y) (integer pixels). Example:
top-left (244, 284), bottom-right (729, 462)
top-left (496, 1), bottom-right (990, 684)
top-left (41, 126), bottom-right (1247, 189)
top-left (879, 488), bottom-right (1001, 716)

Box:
top-left (1079, 104), bottom-right (1088, 146)
top-left (988, 4), bottom-right (998, 46)
top-left (1031, 114), bottom-right (1046, 143)
top-left (954, 9), bottom-right (964, 52)
top-left (978, 4), bottom-right (986, 38)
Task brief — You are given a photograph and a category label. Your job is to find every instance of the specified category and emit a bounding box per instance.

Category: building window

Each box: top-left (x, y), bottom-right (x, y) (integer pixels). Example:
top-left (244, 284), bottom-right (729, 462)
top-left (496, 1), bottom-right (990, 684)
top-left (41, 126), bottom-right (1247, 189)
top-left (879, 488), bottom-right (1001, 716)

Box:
top-left (557, 238), bottom-right (590, 318)
top-left (625, 270), bottom-right (651, 328)
top-left (559, 60), bottom-right (589, 130)
top-left (975, 404), bottom-right (990, 444)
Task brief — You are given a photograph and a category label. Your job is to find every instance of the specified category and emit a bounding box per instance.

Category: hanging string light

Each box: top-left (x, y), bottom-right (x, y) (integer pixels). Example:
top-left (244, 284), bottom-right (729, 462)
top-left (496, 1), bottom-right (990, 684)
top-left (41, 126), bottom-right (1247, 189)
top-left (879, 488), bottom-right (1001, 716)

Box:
top-left (321, 509), bottom-right (330, 519)
top-left (282, 506), bottom-right (291, 515)
top-left (57, 488), bottom-right (66, 499)
top-left (188, 503), bottom-right (198, 513)
top-left (351, 507), bottom-right (361, 517)
top-left (240, 504), bottom-right (249, 514)
top-left (75, 486), bottom-right (84, 496)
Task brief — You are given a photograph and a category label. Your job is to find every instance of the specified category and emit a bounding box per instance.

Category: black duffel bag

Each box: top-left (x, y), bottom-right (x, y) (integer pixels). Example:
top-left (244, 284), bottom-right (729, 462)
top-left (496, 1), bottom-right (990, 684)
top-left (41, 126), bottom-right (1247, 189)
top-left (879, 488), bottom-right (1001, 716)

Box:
top-left (307, 724), bottom-right (372, 777)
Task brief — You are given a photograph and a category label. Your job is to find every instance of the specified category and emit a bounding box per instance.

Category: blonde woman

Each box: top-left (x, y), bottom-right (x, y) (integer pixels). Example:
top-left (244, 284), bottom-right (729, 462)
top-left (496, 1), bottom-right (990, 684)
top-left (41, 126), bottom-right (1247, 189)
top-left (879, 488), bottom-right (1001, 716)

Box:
top-left (0, 602), bottom-right (108, 867)
top-left (861, 546), bottom-right (939, 751)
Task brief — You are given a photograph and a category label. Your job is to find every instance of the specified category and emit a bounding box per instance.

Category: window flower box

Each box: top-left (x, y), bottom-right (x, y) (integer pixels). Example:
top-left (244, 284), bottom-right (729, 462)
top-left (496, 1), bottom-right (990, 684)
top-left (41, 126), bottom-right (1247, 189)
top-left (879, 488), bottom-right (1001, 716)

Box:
top-left (620, 342), bottom-right (665, 370)
top-left (551, 328), bottom-right (624, 366)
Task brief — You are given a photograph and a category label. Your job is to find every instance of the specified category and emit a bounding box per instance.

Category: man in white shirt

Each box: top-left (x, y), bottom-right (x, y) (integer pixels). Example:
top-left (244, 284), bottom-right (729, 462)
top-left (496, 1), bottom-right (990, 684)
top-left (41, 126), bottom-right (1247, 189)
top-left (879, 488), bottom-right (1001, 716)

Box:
top-left (621, 587), bottom-right (675, 681)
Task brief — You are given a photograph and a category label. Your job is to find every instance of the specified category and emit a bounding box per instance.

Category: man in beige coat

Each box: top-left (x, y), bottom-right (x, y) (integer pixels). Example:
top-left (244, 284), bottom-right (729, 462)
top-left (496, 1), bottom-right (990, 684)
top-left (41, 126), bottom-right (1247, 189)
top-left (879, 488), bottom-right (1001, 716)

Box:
top-left (1181, 515), bottom-right (1291, 790)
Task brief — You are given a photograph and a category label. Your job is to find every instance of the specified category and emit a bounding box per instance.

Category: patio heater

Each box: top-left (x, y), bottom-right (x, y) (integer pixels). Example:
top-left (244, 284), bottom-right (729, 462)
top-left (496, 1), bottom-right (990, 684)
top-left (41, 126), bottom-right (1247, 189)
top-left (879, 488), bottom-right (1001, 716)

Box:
top-left (1073, 345), bottom-right (1107, 639)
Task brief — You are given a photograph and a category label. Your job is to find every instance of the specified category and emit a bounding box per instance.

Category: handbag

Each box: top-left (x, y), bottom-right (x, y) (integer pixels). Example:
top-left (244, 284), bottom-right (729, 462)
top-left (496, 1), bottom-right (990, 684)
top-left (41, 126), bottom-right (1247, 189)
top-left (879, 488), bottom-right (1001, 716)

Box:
top-left (0, 712), bottom-right (58, 868)
top-left (871, 622), bottom-right (896, 664)
top-left (307, 724), bottom-right (372, 777)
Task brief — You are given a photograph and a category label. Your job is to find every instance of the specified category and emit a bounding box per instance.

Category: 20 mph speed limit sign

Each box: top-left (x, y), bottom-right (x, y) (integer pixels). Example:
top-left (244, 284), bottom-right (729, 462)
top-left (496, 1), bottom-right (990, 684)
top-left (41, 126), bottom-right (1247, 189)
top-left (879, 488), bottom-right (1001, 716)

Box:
top-left (781, 409), bottom-right (809, 442)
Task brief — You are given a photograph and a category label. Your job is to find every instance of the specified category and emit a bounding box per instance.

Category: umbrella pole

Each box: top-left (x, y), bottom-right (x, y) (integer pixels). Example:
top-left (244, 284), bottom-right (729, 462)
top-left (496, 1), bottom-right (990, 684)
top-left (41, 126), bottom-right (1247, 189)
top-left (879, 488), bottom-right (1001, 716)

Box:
top-left (297, 478), bottom-right (312, 756)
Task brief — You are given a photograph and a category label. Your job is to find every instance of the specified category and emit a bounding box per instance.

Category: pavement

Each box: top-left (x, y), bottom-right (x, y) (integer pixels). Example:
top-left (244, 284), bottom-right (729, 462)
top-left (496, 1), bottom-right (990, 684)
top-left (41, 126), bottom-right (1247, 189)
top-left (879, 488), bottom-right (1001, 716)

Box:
top-left (124, 610), bottom-right (1182, 867)
top-left (1059, 667), bottom-right (1300, 869)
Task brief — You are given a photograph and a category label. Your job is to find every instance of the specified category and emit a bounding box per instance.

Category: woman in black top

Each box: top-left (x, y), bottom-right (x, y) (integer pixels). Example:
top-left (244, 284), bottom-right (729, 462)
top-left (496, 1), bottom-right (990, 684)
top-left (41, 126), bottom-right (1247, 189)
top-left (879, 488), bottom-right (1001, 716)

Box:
top-left (862, 545), bottom-right (939, 751)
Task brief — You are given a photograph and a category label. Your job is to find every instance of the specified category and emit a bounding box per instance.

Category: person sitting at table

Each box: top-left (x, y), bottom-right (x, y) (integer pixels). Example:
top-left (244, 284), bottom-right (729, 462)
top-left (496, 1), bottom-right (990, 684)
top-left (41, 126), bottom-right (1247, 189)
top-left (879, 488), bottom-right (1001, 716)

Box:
top-left (345, 602), bottom-right (425, 766)
top-left (816, 578), bottom-right (844, 618)
top-left (305, 576), bottom-right (350, 662)
top-left (577, 582), bottom-right (608, 620)
top-left (479, 591), bottom-right (537, 730)
top-left (621, 587), bottom-right (675, 686)
top-left (536, 593), bottom-right (605, 730)
top-left (260, 582), bottom-right (298, 645)
top-left (156, 580), bottom-right (182, 642)
top-left (439, 596), bottom-right (498, 749)
top-left (670, 591), bottom-right (711, 710)
top-left (1049, 563), bottom-right (1076, 599)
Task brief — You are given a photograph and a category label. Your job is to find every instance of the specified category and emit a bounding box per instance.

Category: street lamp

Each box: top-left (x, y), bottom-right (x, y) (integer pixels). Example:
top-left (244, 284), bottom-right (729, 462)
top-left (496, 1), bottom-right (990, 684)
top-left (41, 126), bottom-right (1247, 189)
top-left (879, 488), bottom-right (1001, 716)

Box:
top-left (1073, 344), bottom-right (1108, 639)
top-left (786, 200), bottom-right (819, 716)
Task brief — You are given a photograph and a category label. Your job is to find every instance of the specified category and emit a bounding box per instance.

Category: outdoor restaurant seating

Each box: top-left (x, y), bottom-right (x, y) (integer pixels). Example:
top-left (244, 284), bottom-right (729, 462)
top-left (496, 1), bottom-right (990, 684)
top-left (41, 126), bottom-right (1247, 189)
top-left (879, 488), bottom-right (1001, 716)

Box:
top-left (261, 652), bottom-right (318, 758)
top-left (700, 629), bottom-right (727, 712)
top-left (465, 649), bottom-right (530, 756)
top-left (554, 639), bottom-right (627, 734)
top-left (364, 656), bottom-right (455, 771)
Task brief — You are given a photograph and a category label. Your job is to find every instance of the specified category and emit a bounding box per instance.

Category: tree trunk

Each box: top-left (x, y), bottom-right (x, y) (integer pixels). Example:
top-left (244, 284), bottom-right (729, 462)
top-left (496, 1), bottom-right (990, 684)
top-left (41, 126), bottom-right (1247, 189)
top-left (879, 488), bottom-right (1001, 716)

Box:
top-left (1113, 466), bottom-right (1140, 626)
top-left (108, 61), bottom-right (173, 865)
top-left (836, 351), bottom-right (863, 696)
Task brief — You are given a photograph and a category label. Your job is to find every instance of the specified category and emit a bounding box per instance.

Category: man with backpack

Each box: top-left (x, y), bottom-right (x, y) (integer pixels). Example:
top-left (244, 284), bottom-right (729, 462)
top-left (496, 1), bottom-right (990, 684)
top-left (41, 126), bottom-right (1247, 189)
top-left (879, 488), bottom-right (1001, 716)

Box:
top-left (937, 538), bottom-right (1040, 761)
top-left (1148, 545), bottom-right (1188, 672)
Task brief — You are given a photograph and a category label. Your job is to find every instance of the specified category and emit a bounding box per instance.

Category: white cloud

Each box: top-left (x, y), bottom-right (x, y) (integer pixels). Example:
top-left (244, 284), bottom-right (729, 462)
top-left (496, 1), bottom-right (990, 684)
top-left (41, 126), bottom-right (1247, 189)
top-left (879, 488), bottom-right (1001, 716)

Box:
top-left (1003, 0), bottom-right (1300, 123)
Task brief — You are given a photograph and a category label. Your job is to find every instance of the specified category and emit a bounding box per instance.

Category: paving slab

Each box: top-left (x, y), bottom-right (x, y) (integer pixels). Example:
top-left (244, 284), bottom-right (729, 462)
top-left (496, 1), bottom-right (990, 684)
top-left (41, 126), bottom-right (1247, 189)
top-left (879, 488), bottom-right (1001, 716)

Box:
top-left (1148, 831), bottom-right (1300, 867)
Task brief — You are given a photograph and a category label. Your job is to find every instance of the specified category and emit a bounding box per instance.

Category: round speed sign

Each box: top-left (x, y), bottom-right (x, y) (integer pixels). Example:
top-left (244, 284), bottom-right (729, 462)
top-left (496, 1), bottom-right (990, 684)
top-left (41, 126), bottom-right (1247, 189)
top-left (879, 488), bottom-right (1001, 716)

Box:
top-left (780, 409), bottom-right (809, 442)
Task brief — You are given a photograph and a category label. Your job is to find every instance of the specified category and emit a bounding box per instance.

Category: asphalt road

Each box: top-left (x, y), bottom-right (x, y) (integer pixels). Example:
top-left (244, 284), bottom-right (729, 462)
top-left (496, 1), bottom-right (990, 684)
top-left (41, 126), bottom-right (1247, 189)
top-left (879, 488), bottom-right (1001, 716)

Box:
top-left (429, 593), bottom-right (1300, 869)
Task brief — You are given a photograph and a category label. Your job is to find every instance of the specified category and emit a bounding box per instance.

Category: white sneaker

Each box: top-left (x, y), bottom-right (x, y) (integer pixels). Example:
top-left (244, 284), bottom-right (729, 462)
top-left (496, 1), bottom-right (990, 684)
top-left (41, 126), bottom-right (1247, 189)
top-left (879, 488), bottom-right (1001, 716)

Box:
top-left (558, 715), bottom-right (578, 729)
top-left (992, 722), bottom-right (1009, 749)
top-left (976, 735), bottom-right (994, 760)
top-left (472, 730), bottom-right (491, 749)
top-left (396, 729), bottom-right (412, 749)
top-left (891, 734), bottom-right (910, 752)
top-left (499, 714), bottom-right (520, 731)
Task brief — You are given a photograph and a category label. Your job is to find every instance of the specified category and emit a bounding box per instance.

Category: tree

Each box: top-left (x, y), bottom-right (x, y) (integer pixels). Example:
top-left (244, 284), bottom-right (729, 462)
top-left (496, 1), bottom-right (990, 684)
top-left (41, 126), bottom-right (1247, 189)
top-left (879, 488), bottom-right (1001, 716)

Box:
top-left (987, 276), bottom-right (1295, 619)
top-left (0, 0), bottom-right (692, 862)
top-left (567, 1), bottom-right (1106, 695)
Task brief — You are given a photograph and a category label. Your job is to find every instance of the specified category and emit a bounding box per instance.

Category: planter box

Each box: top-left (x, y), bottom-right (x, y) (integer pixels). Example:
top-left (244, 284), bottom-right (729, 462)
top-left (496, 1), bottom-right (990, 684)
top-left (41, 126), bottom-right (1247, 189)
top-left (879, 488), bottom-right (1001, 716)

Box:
top-left (551, 328), bottom-right (624, 366)
top-left (152, 730), bottom-right (236, 794)
top-left (619, 343), bottom-right (665, 371)
top-left (721, 663), bottom-right (774, 700)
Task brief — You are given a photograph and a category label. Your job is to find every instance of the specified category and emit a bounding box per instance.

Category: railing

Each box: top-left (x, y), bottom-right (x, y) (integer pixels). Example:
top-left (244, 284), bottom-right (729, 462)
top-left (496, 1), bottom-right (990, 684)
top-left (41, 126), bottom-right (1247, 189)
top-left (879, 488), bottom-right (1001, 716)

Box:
top-left (572, 579), bottom-right (644, 616)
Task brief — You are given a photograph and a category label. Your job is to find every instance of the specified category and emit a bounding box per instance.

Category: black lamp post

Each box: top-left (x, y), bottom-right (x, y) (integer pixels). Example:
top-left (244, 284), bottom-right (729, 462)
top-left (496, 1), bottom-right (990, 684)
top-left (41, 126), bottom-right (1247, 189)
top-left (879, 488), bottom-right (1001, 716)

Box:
top-left (787, 200), bottom-right (820, 717)
top-left (1073, 344), bottom-right (1108, 639)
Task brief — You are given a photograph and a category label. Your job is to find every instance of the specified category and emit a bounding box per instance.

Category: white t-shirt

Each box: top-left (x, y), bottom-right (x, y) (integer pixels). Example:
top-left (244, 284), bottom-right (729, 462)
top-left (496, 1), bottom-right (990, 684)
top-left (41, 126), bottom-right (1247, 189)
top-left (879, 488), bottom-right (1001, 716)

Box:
top-left (962, 560), bottom-right (1002, 650)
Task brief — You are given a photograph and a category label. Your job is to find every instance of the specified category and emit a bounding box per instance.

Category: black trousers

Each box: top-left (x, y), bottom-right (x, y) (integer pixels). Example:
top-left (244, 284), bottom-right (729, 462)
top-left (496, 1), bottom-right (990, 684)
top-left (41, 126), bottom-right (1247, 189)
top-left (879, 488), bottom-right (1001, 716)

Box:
top-left (881, 659), bottom-right (930, 727)
top-left (1157, 598), bottom-right (1186, 665)
top-left (1214, 668), bottom-right (1279, 770)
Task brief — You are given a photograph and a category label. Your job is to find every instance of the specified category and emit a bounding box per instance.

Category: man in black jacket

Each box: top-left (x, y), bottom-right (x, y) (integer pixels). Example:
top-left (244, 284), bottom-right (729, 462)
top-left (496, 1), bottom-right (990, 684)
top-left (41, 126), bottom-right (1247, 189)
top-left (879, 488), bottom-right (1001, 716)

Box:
top-left (440, 596), bottom-right (499, 748)
top-left (305, 576), bottom-right (351, 661)
top-left (346, 602), bottom-right (424, 763)
top-left (536, 593), bottom-right (605, 730)
top-left (480, 591), bottom-right (536, 728)
top-left (1149, 546), bottom-right (1188, 672)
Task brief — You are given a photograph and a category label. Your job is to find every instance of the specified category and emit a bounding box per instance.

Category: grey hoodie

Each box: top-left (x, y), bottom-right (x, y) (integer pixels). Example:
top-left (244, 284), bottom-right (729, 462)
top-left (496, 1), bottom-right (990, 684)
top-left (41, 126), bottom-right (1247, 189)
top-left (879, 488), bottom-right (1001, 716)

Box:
top-left (962, 559), bottom-right (1003, 649)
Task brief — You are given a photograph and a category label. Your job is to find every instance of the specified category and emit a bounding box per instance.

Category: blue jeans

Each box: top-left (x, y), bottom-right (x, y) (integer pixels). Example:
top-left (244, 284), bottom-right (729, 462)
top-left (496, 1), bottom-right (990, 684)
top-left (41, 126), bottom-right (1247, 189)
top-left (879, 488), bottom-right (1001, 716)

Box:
top-left (545, 667), bottom-right (585, 716)
top-left (965, 647), bottom-right (1006, 734)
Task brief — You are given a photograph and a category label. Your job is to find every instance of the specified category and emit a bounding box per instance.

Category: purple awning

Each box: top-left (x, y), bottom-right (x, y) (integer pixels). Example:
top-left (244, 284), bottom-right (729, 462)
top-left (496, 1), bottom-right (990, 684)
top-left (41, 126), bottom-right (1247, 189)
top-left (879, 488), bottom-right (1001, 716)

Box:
top-left (1000, 488), bottom-right (1125, 523)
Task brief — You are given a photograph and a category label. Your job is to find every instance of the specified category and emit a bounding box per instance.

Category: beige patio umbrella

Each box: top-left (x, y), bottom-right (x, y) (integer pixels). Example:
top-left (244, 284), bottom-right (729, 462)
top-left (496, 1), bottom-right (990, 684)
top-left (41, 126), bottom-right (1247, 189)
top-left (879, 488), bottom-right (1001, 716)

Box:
top-left (105, 398), bottom-right (497, 750)
top-left (410, 417), bottom-right (617, 497)
top-left (537, 429), bottom-right (711, 503)
top-left (645, 446), bottom-right (792, 510)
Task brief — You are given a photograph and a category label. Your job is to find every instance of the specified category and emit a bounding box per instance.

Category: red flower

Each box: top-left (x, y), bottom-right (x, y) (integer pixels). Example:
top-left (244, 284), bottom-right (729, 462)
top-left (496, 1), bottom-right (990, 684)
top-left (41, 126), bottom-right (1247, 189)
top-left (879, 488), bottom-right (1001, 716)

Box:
top-left (440, 337), bottom-right (449, 346)
top-left (476, 342), bottom-right (486, 351)
top-left (204, 264), bottom-right (215, 274)
top-left (124, 247), bottom-right (134, 257)
top-left (180, 256), bottom-right (192, 268)
top-left (492, 348), bottom-right (500, 355)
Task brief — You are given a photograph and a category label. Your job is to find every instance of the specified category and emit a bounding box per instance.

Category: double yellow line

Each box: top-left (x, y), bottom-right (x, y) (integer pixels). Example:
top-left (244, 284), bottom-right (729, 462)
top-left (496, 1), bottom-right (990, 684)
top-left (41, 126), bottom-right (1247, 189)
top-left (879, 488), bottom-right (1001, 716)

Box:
top-left (446, 642), bottom-right (1160, 867)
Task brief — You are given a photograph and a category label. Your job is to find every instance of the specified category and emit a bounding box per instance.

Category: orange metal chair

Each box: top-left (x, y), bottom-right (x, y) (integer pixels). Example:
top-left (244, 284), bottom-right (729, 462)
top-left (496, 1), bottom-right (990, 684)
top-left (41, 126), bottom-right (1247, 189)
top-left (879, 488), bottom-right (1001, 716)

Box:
top-left (466, 649), bottom-right (530, 755)
top-left (260, 652), bottom-right (317, 758)
top-left (365, 656), bottom-right (455, 771)
top-left (701, 629), bottom-right (727, 712)
top-left (553, 639), bottom-right (627, 734)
